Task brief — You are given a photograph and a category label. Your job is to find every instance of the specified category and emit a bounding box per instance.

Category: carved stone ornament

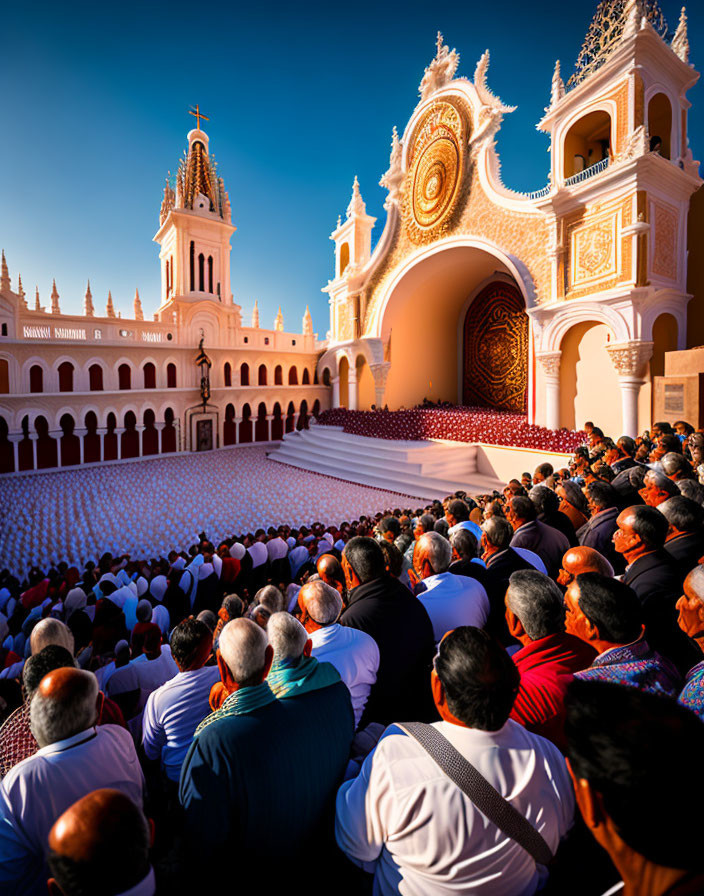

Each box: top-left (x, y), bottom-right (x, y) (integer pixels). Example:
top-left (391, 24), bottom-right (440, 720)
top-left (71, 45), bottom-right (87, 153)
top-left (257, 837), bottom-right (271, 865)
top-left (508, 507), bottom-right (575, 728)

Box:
top-left (419, 32), bottom-right (460, 102)
top-left (606, 340), bottom-right (654, 378)
top-left (404, 101), bottom-right (465, 245)
top-left (379, 127), bottom-right (404, 208)
top-left (613, 125), bottom-right (650, 164)
top-left (536, 351), bottom-right (562, 377)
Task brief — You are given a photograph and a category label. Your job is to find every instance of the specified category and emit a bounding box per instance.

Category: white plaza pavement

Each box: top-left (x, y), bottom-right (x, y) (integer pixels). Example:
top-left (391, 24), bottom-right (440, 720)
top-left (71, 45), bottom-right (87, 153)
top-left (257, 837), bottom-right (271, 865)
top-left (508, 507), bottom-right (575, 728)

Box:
top-left (0, 448), bottom-right (420, 577)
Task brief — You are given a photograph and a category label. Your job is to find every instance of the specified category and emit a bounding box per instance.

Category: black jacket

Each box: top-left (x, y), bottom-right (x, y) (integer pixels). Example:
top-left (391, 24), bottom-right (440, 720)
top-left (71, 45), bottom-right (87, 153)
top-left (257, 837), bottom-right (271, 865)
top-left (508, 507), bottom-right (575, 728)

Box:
top-left (577, 507), bottom-right (625, 574)
top-left (340, 575), bottom-right (436, 725)
top-left (448, 558), bottom-right (489, 590)
top-left (510, 520), bottom-right (570, 581)
top-left (483, 548), bottom-right (535, 644)
top-left (664, 532), bottom-right (704, 579)
top-left (539, 510), bottom-right (578, 548)
top-left (624, 549), bottom-right (699, 675)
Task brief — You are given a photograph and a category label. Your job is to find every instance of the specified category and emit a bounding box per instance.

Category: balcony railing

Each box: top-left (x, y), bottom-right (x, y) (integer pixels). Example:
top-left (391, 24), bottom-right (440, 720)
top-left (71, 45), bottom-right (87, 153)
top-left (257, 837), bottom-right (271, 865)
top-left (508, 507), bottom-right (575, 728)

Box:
top-left (525, 185), bottom-right (551, 201)
top-left (564, 157), bottom-right (609, 187)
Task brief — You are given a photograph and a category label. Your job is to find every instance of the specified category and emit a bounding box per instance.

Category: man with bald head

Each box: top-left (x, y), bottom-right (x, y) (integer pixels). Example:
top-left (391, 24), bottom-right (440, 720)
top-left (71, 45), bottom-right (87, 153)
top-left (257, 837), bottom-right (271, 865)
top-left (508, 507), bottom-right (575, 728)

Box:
top-left (299, 580), bottom-right (379, 728)
top-left (180, 616), bottom-right (354, 884)
top-left (0, 668), bottom-right (143, 895)
top-left (316, 553), bottom-right (346, 599)
top-left (47, 789), bottom-right (154, 896)
top-left (30, 618), bottom-right (74, 657)
top-left (557, 546), bottom-right (614, 588)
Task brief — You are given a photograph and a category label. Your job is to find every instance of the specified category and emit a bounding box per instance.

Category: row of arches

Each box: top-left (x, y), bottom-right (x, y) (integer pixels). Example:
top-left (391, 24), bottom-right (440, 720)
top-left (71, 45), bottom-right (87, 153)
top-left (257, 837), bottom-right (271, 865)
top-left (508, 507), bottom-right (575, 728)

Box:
top-left (0, 408), bottom-right (179, 473)
top-left (229, 362), bottom-right (316, 388)
top-left (223, 399), bottom-right (320, 445)
top-left (15, 360), bottom-right (179, 395)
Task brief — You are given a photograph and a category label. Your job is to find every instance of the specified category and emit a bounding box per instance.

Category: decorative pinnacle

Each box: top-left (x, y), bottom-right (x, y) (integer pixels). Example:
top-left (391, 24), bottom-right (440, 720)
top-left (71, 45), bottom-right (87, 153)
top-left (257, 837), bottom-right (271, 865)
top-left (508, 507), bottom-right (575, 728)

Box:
top-left (84, 280), bottom-right (94, 317)
top-left (275, 305), bottom-right (284, 331)
top-left (35, 286), bottom-right (41, 311)
top-left (551, 60), bottom-right (565, 107)
top-left (133, 287), bottom-right (143, 321)
top-left (17, 274), bottom-right (25, 298)
top-left (0, 250), bottom-right (9, 291)
top-left (252, 299), bottom-right (260, 328)
top-left (51, 279), bottom-right (60, 314)
top-left (106, 290), bottom-right (116, 318)
top-left (672, 7), bottom-right (689, 63)
top-left (346, 176), bottom-right (366, 218)
top-left (303, 304), bottom-right (313, 336)
top-left (436, 31), bottom-right (444, 56)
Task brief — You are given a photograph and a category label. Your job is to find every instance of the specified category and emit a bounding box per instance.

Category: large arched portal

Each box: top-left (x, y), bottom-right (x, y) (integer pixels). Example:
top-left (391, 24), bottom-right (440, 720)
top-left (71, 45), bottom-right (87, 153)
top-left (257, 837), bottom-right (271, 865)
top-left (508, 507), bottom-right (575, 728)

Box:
top-left (376, 245), bottom-right (529, 410)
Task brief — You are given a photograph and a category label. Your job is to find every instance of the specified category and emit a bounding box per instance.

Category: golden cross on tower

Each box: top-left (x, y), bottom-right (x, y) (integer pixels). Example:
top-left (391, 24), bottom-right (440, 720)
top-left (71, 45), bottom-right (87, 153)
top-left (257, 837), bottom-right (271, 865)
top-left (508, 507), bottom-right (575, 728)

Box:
top-left (189, 104), bottom-right (210, 130)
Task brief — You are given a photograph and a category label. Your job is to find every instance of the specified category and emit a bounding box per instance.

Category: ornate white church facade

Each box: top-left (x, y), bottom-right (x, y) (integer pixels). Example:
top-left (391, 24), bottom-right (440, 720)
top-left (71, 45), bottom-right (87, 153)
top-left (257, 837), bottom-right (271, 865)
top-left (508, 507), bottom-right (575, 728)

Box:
top-left (0, 126), bottom-right (326, 472)
top-left (318, 1), bottom-right (701, 439)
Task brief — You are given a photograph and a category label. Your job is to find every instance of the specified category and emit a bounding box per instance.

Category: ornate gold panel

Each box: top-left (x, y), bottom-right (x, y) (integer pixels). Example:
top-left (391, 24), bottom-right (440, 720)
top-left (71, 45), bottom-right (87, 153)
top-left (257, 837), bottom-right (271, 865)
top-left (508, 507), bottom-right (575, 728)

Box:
top-left (652, 201), bottom-right (678, 281)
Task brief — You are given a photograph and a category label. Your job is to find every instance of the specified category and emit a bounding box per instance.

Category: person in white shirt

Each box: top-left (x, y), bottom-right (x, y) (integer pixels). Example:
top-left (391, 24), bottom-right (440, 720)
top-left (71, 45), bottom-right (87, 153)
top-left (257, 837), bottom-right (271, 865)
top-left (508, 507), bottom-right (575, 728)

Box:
top-left (131, 629), bottom-right (179, 697)
top-left (412, 532), bottom-right (490, 643)
top-left (0, 667), bottom-right (144, 896)
top-left (336, 626), bottom-right (574, 896)
top-left (298, 580), bottom-right (379, 729)
top-left (47, 788), bottom-right (155, 896)
top-left (142, 617), bottom-right (219, 784)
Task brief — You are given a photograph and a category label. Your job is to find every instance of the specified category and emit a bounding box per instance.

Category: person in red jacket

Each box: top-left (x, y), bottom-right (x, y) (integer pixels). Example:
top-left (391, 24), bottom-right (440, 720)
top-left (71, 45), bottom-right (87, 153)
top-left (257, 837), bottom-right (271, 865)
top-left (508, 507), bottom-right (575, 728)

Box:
top-left (505, 570), bottom-right (596, 751)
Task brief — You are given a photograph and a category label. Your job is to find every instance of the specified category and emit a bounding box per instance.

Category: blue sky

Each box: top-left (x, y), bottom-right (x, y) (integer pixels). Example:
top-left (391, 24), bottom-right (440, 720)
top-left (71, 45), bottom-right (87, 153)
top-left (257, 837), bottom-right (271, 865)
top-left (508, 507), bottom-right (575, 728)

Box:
top-left (2, 0), bottom-right (701, 336)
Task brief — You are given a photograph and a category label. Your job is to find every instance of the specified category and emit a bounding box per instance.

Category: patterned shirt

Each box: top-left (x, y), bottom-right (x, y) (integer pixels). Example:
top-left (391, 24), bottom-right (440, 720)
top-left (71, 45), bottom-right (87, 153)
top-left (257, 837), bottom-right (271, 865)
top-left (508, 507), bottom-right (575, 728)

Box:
top-left (576, 638), bottom-right (681, 697)
top-left (678, 660), bottom-right (704, 720)
top-left (0, 704), bottom-right (34, 779)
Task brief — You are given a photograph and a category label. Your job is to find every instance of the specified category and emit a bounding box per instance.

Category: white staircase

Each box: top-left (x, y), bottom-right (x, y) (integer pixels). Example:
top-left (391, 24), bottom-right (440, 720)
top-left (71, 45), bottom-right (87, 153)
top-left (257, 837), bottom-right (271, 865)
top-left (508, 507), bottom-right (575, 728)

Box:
top-left (268, 426), bottom-right (505, 500)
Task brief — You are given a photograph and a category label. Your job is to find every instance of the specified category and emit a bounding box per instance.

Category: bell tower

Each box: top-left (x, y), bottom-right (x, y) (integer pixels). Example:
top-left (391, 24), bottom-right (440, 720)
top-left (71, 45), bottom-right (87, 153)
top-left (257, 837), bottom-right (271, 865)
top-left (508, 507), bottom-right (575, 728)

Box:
top-left (154, 111), bottom-right (236, 316)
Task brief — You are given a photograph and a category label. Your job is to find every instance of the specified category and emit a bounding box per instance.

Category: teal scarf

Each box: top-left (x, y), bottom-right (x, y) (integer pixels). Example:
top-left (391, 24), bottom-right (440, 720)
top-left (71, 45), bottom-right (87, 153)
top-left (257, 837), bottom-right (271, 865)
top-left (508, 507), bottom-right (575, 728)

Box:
top-left (268, 656), bottom-right (341, 699)
top-left (195, 681), bottom-right (276, 735)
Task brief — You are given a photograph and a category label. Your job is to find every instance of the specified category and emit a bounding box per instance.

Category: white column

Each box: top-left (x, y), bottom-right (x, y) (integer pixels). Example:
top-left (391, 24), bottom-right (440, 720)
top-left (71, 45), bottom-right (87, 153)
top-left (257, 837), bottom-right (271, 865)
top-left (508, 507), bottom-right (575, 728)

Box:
top-left (348, 372), bottom-right (358, 411)
top-left (98, 429), bottom-right (105, 462)
top-left (266, 415), bottom-right (274, 441)
top-left (370, 363), bottom-right (391, 409)
top-left (30, 434), bottom-right (37, 469)
top-left (9, 435), bottom-right (20, 471)
top-left (606, 341), bottom-right (654, 439)
top-left (78, 429), bottom-right (85, 465)
top-left (235, 417), bottom-right (242, 444)
top-left (136, 425), bottom-right (145, 457)
top-left (536, 352), bottom-right (562, 431)
top-left (156, 423), bottom-right (164, 454)
top-left (116, 428), bottom-right (124, 460)
top-left (331, 376), bottom-right (340, 408)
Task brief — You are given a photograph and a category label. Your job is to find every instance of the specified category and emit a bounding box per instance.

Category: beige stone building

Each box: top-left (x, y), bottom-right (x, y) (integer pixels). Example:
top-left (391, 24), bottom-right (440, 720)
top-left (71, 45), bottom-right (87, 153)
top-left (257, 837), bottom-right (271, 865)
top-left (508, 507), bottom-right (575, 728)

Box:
top-left (318, 2), bottom-right (702, 439)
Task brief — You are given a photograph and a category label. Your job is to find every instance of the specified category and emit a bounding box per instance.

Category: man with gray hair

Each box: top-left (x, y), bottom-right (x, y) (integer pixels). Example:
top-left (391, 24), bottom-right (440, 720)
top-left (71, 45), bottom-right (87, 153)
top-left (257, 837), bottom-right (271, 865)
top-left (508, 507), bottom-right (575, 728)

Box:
top-left (179, 617), bottom-right (354, 885)
top-left (29, 618), bottom-right (74, 657)
top-left (505, 571), bottom-right (597, 749)
top-left (298, 580), bottom-right (379, 728)
top-left (412, 531), bottom-right (489, 643)
top-left (677, 566), bottom-right (704, 719)
top-left (0, 667), bottom-right (143, 895)
top-left (639, 468), bottom-right (681, 507)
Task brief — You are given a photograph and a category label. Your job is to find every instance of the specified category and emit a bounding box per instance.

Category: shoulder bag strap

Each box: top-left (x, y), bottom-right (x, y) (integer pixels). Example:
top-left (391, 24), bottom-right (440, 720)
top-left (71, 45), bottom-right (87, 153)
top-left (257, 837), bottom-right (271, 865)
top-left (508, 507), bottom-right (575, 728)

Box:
top-left (397, 721), bottom-right (553, 866)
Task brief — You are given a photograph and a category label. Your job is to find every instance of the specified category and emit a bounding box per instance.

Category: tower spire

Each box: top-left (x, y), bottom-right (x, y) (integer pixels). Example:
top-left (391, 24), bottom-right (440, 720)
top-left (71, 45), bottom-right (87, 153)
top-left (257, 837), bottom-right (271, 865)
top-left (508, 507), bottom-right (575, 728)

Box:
top-left (274, 305), bottom-right (284, 332)
top-left (672, 7), bottom-right (689, 63)
top-left (84, 280), bottom-right (94, 317)
top-left (550, 60), bottom-right (565, 107)
top-left (251, 299), bottom-right (260, 328)
top-left (1, 250), bottom-right (9, 292)
top-left (106, 290), bottom-right (116, 318)
top-left (51, 279), bottom-right (61, 314)
top-left (347, 176), bottom-right (366, 218)
top-left (17, 274), bottom-right (26, 307)
top-left (302, 304), bottom-right (313, 336)
top-left (35, 286), bottom-right (42, 312)
top-left (133, 288), bottom-right (144, 321)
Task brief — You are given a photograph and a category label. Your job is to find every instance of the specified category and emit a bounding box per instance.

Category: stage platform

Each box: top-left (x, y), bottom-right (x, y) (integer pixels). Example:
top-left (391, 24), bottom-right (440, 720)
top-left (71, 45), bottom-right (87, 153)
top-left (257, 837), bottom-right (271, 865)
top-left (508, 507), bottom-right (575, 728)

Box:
top-left (270, 426), bottom-right (505, 500)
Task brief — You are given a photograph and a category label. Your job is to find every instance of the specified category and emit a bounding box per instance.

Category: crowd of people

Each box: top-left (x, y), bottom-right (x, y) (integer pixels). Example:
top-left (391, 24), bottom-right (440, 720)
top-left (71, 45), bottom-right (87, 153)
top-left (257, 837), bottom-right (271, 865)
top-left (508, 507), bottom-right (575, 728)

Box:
top-left (0, 417), bottom-right (703, 895)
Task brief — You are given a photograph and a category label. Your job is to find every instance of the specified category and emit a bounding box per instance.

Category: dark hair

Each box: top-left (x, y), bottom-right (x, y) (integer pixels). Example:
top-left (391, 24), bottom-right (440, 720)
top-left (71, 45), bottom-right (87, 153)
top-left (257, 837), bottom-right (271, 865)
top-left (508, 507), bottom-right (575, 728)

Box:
top-left (449, 528), bottom-right (478, 560)
top-left (659, 495), bottom-right (704, 533)
top-left (565, 680), bottom-right (704, 870)
top-left (418, 513), bottom-right (436, 534)
top-left (433, 518), bottom-right (450, 538)
top-left (434, 627), bottom-right (520, 730)
top-left (379, 541), bottom-right (403, 578)
top-left (591, 427), bottom-right (604, 438)
top-left (379, 516), bottom-right (400, 538)
top-left (448, 499), bottom-right (470, 522)
top-left (617, 436), bottom-right (636, 457)
top-left (575, 573), bottom-right (642, 644)
top-left (23, 645), bottom-right (75, 697)
top-left (653, 420), bottom-right (674, 435)
top-left (585, 480), bottom-right (619, 510)
top-left (534, 463), bottom-right (554, 480)
top-left (343, 537), bottom-right (385, 585)
top-left (626, 505), bottom-right (668, 549)
top-left (659, 433), bottom-right (682, 455)
top-left (170, 617), bottom-right (212, 668)
top-left (529, 485), bottom-right (559, 516)
top-left (510, 496), bottom-right (537, 523)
